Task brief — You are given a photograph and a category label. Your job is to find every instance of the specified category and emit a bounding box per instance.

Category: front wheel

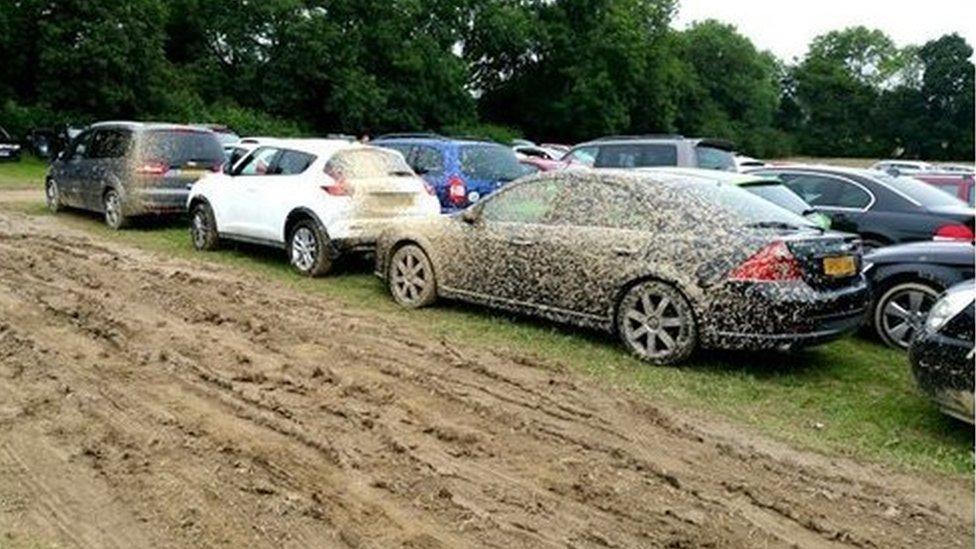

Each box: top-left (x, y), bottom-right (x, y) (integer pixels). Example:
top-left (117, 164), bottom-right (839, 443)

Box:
top-left (190, 202), bottom-right (220, 251)
top-left (103, 189), bottom-right (129, 230)
top-left (874, 282), bottom-right (940, 349)
top-left (388, 244), bottom-right (438, 308)
top-left (616, 280), bottom-right (697, 365)
top-left (287, 219), bottom-right (333, 277)
top-left (45, 180), bottom-right (63, 213)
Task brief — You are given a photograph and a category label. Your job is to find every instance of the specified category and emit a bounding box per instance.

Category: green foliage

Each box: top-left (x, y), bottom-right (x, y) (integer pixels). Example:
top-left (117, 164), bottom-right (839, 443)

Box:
top-left (0, 1), bottom-right (971, 160)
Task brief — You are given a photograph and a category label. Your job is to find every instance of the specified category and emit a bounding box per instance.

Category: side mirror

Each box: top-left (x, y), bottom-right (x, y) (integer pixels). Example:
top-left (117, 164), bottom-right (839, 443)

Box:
top-left (461, 207), bottom-right (480, 225)
top-left (412, 165), bottom-right (429, 176)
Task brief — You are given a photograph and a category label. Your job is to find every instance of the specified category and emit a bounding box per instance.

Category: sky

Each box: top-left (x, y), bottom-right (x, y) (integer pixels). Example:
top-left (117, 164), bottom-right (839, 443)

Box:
top-left (673, 0), bottom-right (976, 62)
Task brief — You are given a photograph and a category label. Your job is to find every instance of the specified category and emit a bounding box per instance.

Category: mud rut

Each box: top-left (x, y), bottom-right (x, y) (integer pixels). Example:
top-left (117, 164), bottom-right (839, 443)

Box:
top-left (0, 204), bottom-right (971, 548)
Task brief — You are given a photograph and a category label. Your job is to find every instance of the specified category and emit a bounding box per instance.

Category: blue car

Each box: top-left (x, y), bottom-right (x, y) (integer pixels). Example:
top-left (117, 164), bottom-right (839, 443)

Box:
top-left (372, 134), bottom-right (527, 212)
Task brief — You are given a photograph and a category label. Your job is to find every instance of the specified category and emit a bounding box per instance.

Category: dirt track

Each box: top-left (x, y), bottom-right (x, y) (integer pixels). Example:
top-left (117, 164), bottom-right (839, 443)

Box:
top-left (0, 202), bottom-right (972, 548)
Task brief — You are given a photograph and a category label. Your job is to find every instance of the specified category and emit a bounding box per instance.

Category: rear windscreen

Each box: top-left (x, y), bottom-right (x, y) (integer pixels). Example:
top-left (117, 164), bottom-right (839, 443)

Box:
top-left (874, 173), bottom-right (968, 207)
top-left (326, 148), bottom-right (413, 179)
top-left (695, 146), bottom-right (736, 171)
top-left (742, 183), bottom-right (812, 215)
top-left (139, 130), bottom-right (224, 166)
top-left (460, 144), bottom-right (524, 181)
top-left (594, 144), bottom-right (678, 168)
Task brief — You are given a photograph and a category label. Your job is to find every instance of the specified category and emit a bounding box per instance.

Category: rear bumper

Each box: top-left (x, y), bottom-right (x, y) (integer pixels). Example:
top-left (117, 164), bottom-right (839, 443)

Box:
top-left (125, 187), bottom-right (190, 215)
top-left (909, 330), bottom-right (975, 423)
top-left (700, 278), bottom-right (870, 351)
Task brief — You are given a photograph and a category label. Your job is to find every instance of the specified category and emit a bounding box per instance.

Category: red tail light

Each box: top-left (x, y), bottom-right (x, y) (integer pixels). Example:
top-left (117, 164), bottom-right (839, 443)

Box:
top-left (729, 241), bottom-right (803, 282)
top-left (448, 176), bottom-right (467, 206)
top-left (136, 162), bottom-right (168, 176)
top-left (934, 223), bottom-right (974, 241)
top-left (323, 167), bottom-right (353, 196)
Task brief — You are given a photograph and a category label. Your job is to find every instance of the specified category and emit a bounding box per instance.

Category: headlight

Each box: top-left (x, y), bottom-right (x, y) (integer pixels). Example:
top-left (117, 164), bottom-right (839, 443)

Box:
top-left (926, 290), bottom-right (974, 333)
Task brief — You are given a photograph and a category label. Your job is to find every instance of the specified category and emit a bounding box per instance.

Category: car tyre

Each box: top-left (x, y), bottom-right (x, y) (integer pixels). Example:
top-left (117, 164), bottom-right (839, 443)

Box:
top-left (103, 188), bottom-right (129, 230)
top-left (190, 202), bottom-right (220, 251)
top-left (617, 280), bottom-right (697, 365)
top-left (388, 244), bottom-right (438, 308)
top-left (287, 219), bottom-right (333, 277)
top-left (874, 282), bottom-right (940, 349)
top-left (45, 179), bottom-right (63, 213)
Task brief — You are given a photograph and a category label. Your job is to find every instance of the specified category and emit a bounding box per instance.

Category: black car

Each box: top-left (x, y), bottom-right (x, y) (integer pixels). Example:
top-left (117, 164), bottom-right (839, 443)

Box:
top-left (863, 242), bottom-right (974, 349)
top-left (0, 126), bottom-right (22, 162)
top-left (751, 166), bottom-right (975, 248)
top-left (46, 122), bottom-right (225, 229)
top-left (375, 170), bottom-right (869, 365)
top-left (909, 280), bottom-right (974, 424)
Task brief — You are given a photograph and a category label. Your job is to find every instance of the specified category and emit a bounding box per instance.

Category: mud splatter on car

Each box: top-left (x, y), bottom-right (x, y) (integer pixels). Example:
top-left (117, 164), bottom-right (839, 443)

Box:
top-left (376, 169), bottom-right (870, 364)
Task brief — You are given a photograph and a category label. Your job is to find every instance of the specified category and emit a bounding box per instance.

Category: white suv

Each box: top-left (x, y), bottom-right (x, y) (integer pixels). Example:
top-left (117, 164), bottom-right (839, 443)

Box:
top-left (187, 139), bottom-right (440, 276)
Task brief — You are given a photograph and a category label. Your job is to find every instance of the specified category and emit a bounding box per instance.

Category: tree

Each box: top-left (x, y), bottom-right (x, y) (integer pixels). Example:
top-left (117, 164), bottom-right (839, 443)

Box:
top-left (917, 33), bottom-right (974, 159)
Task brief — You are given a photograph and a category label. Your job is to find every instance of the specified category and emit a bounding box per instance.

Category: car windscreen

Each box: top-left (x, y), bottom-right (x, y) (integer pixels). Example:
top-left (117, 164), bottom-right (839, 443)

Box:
top-left (874, 173), bottom-right (968, 207)
top-left (741, 183), bottom-right (812, 215)
top-left (326, 148), bottom-right (413, 179)
top-left (594, 144), bottom-right (678, 168)
top-left (459, 144), bottom-right (523, 181)
top-left (695, 145), bottom-right (735, 171)
top-left (138, 130), bottom-right (225, 166)
top-left (687, 182), bottom-right (817, 228)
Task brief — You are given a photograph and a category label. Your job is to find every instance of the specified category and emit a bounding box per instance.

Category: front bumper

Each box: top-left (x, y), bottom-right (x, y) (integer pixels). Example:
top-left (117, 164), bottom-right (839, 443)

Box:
top-left (0, 148), bottom-right (22, 162)
top-left (700, 279), bottom-right (870, 351)
top-left (909, 330), bottom-right (975, 424)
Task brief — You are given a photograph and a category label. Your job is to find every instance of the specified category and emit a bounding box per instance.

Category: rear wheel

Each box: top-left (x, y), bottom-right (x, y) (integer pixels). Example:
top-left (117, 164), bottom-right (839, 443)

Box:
top-left (103, 189), bottom-right (129, 230)
top-left (45, 179), bottom-right (62, 213)
top-left (388, 244), bottom-right (437, 308)
top-left (287, 219), bottom-right (333, 277)
top-left (190, 202), bottom-right (220, 251)
top-left (617, 281), bottom-right (697, 365)
top-left (874, 282), bottom-right (940, 349)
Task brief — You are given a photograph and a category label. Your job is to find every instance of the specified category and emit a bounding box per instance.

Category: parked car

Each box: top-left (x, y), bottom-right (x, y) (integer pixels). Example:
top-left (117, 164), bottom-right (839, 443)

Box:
top-left (373, 134), bottom-right (526, 212)
top-left (375, 170), bottom-right (868, 365)
top-left (863, 242), bottom-right (975, 349)
top-left (194, 124), bottom-right (240, 147)
top-left (733, 154), bottom-right (768, 171)
top-left (187, 139), bottom-right (440, 276)
top-left (0, 126), bottom-right (22, 162)
top-left (937, 164), bottom-right (975, 175)
top-left (749, 166), bottom-right (975, 248)
top-left (45, 122), bottom-right (225, 229)
top-left (643, 167), bottom-right (832, 230)
top-left (909, 280), bottom-right (975, 424)
top-left (871, 160), bottom-right (937, 175)
top-left (25, 128), bottom-right (58, 159)
top-left (520, 156), bottom-right (565, 174)
top-left (540, 143), bottom-right (570, 155)
top-left (513, 144), bottom-right (563, 161)
top-left (913, 173), bottom-right (975, 207)
top-left (563, 135), bottom-right (736, 172)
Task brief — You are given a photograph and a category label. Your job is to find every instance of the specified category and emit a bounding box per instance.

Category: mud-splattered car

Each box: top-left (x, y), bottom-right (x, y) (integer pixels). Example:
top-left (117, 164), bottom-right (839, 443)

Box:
top-left (375, 170), bottom-right (869, 364)
top-left (909, 280), bottom-right (975, 424)
top-left (188, 139), bottom-right (440, 276)
top-left (45, 122), bottom-right (225, 229)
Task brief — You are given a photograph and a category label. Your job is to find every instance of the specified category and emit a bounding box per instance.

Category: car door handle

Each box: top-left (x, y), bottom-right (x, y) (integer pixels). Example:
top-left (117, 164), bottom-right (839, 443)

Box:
top-left (509, 238), bottom-right (535, 246)
top-left (613, 246), bottom-right (637, 256)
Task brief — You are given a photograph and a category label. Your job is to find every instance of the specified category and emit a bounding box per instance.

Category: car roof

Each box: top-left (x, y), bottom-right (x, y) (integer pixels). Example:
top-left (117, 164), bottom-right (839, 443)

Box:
top-left (243, 138), bottom-right (386, 157)
top-left (752, 164), bottom-right (887, 180)
top-left (373, 135), bottom-right (498, 146)
top-left (574, 135), bottom-right (735, 151)
top-left (89, 121), bottom-right (212, 133)
top-left (637, 167), bottom-right (777, 185)
top-left (528, 167), bottom-right (742, 191)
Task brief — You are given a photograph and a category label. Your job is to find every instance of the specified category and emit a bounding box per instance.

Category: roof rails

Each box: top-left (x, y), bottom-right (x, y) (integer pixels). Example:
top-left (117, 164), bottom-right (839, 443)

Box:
top-left (374, 132), bottom-right (443, 140)
top-left (450, 134), bottom-right (498, 143)
top-left (593, 134), bottom-right (686, 142)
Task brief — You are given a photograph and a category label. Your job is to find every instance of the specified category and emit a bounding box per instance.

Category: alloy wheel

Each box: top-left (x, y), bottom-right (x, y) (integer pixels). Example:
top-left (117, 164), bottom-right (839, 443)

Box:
top-left (45, 181), bottom-right (59, 211)
top-left (392, 249), bottom-right (430, 304)
top-left (620, 282), bottom-right (695, 363)
top-left (191, 209), bottom-right (210, 249)
top-left (290, 227), bottom-right (318, 272)
top-left (104, 191), bottom-right (122, 228)
top-left (878, 284), bottom-right (939, 349)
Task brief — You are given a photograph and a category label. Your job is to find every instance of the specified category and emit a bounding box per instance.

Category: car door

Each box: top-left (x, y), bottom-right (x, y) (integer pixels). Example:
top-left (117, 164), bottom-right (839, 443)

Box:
top-left (56, 131), bottom-right (92, 207)
top-left (224, 146), bottom-right (282, 238)
top-left (448, 179), bottom-right (564, 305)
top-left (537, 181), bottom-right (651, 317)
top-left (82, 128), bottom-right (130, 210)
top-left (776, 173), bottom-right (872, 234)
top-left (251, 149), bottom-right (317, 242)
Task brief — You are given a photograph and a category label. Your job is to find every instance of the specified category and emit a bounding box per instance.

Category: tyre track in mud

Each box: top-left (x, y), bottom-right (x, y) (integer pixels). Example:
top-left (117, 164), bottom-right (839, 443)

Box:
top-left (0, 206), bottom-right (971, 548)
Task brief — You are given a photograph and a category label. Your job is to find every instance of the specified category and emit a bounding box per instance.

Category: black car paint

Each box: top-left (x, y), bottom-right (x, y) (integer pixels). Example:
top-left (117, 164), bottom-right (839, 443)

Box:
top-left (0, 126), bottom-right (21, 162)
top-left (865, 241), bottom-right (975, 293)
top-left (752, 167), bottom-right (975, 246)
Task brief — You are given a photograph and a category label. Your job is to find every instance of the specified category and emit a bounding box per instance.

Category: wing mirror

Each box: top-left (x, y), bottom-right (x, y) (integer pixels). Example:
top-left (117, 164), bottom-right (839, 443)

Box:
top-left (412, 165), bottom-right (429, 176)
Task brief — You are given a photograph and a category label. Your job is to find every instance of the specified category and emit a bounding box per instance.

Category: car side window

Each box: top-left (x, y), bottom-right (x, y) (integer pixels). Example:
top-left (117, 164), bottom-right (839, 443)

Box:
top-left (236, 147), bottom-right (281, 176)
top-left (782, 175), bottom-right (840, 207)
top-left (412, 146), bottom-right (444, 174)
top-left (88, 129), bottom-right (130, 159)
top-left (833, 181), bottom-right (872, 208)
top-left (567, 146), bottom-right (598, 167)
top-left (480, 180), bottom-right (563, 224)
top-left (275, 150), bottom-right (315, 175)
top-left (66, 131), bottom-right (91, 160)
top-left (551, 182), bottom-right (646, 229)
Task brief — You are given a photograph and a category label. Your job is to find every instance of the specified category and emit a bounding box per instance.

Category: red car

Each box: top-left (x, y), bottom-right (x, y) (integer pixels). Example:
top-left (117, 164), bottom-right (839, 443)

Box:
top-left (914, 174), bottom-right (975, 207)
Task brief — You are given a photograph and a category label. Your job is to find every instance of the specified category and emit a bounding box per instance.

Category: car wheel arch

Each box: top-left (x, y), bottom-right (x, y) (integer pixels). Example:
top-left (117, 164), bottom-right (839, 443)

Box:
top-left (284, 207), bottom-right (328, 243)
top-left (609, 274), bottom-right (700, 335)
top-left (388, 239), bottom-right (438, 280)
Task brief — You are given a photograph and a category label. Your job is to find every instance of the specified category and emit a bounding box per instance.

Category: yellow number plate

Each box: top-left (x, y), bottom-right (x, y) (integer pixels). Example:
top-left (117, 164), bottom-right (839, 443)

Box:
top-left (823, 256), bottom-right (856, 277)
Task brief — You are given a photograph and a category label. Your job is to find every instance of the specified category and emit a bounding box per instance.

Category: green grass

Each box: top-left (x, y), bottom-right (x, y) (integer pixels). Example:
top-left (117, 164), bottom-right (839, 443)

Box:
top-left (0, 156), bottom-right (47, 189)
top-left (4, 199), bottom-right (971, 476)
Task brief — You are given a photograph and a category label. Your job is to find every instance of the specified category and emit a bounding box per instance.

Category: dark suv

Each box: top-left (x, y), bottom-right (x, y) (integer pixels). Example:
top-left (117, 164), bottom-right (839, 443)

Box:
top-left (562, 135), bottom-right (737, 171)
top-left (46, 122), bottom-right (225, 229)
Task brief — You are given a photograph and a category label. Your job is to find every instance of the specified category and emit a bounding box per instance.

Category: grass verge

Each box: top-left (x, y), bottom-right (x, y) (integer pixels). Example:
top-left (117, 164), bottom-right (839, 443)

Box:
top-left (0, 156), bottom-right (47, 189)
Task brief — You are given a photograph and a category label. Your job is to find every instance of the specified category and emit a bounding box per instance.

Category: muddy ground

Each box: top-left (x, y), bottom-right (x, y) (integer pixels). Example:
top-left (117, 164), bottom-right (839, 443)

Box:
top-left (0, 199), bottom-right (972, 548)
